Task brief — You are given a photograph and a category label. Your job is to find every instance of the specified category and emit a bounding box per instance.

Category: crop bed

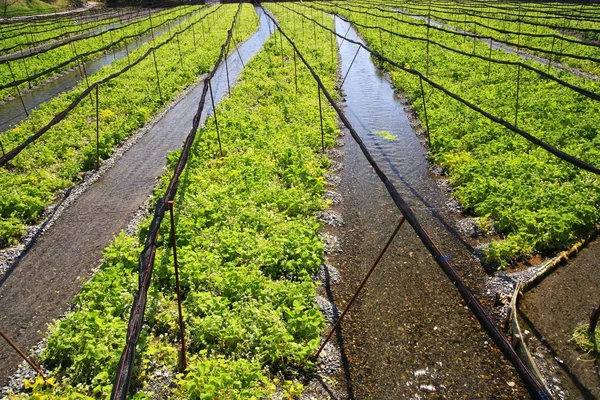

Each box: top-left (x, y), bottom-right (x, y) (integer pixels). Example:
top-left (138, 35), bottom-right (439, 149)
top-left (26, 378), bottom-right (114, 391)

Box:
top-left (1, 1), bottom-right (599, 399)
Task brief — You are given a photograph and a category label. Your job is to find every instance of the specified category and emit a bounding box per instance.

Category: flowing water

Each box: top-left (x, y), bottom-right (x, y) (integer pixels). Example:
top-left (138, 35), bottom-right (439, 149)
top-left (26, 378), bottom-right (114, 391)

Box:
top-left (324, 16), bottom-right (526, 398)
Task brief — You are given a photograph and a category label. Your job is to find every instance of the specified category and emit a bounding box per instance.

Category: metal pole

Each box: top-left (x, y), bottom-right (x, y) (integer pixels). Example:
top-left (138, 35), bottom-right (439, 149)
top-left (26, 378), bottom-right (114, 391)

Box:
top-left (338, 23), bottom-right (352, 50)
top-left (152, 49), bottom-right (163, 104)
top-left (420, 77), bottom-right (431, 148)
top-left (224, 50), bottom-right (231, 96)
top-left (293, 50), bottom-right (298, 94)
top-left (176, 32), bottom-right (184, 69)
top-left (313, 217), bottom-right (406, 360)
top-left (589, 302), bottom-right (600, 340)
top-left (125, 42), bottom-right (131, 68)
top-left (7, 63), bottom-right (28, 117)
top-left (280, 28), bottom-right (285, 68)
top-left (514, 64), bottom-right (521, 128)
top-left (341, 46), bottom-right (360, 87)
top-left (318, 85), bottom-right (325, 153)
top-left (19, 46), bottom-right (32, 89)
top-left (472, 23), bottom-right (477, 54)
top-left (0, 328), bottom-right (45, 379)
top-left (192, 22), bottom-right (196, 46)
top-left (330, 30), bottom-right (334, 65)
top-left (207, 80), bottom-right (223, 157)
top-left (233, 36), bottom-right (245, 68)
top-left (426, 2), bottom-right (431, 77)
top-left (487, 39), bottom-right (493, 80)
top-left (96, 84), bottom-right (100, 170)
top-left (167, 200), bottom-right (187, 371)
top-left (547, 36), bottom-right (555, 75)
top-left (73, 42), bottom-right (90, 89)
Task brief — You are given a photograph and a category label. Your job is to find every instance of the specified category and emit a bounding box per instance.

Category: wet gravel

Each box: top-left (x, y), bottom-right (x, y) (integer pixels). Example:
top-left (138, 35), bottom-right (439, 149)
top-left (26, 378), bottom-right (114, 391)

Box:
top-left (520, 239), bottom-right (600, 399)
top-left (322, 17), bottom-right (529, 399)
top-left (318, 210), bottom-right (345, 227)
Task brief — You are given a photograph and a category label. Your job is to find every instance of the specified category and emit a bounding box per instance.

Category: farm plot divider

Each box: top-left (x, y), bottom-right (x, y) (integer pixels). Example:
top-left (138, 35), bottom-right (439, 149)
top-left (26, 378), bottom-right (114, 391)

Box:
top-left (0, 5), bottom-right (201, 101)
top-left (0, 5), bottom-right (221, 169)
top-left (110, 6), bottom-right (242, 395)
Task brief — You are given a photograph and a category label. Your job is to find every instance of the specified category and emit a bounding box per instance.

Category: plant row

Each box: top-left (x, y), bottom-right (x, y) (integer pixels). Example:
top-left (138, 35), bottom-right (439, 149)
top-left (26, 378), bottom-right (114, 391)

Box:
top-left (6, 4), bottom-right (342, 399)
top-left (0, 5), bottom-right (244, 248)
top-left (0, 5), bottom-right (197, 101)
top-left (314, 2), bottom-right (600, 267)
top-left (335, 0), bottom-right (600, 76)
top-left (0, 8), bottom-right (145, 56)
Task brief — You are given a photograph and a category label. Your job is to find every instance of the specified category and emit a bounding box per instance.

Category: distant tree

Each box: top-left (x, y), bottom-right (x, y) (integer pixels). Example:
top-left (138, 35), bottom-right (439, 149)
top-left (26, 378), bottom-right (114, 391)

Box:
top-left (2, 0), bottom-right (19, 17)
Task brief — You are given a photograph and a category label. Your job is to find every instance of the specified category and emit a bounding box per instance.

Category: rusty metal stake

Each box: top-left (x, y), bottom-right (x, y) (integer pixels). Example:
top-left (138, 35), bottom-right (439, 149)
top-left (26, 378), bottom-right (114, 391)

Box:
top-left (125, 41), bottom-right (131, 68)
top-left (420, 76), bottom-right (431, 148)
top-left (166, 200), bottom-right (187, 371)
top-left (207, 79), bottom-right (223, 157)
top-left (318, 85), bottom-right (325, 154)
top-left (589, 302), bottom-right (600, 341)
top-left (0, 328), bottom-right (45, 379)
top-left (313, 217), bottom-right (406, 360)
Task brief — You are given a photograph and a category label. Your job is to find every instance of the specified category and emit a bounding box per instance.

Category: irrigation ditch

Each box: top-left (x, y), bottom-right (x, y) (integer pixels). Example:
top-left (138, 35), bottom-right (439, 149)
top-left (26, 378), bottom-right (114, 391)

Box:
top-left (0, 1), bottom-right (598, 399)
top-left (0, 6), bottom-right (202, 133)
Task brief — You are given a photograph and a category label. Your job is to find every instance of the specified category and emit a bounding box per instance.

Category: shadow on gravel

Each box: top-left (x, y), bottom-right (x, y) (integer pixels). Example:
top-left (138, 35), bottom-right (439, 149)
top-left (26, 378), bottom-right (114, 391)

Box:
top-left (519, 309), bottom-right (597, 400)
top-left (322, 260), bottom-right (356, 399)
